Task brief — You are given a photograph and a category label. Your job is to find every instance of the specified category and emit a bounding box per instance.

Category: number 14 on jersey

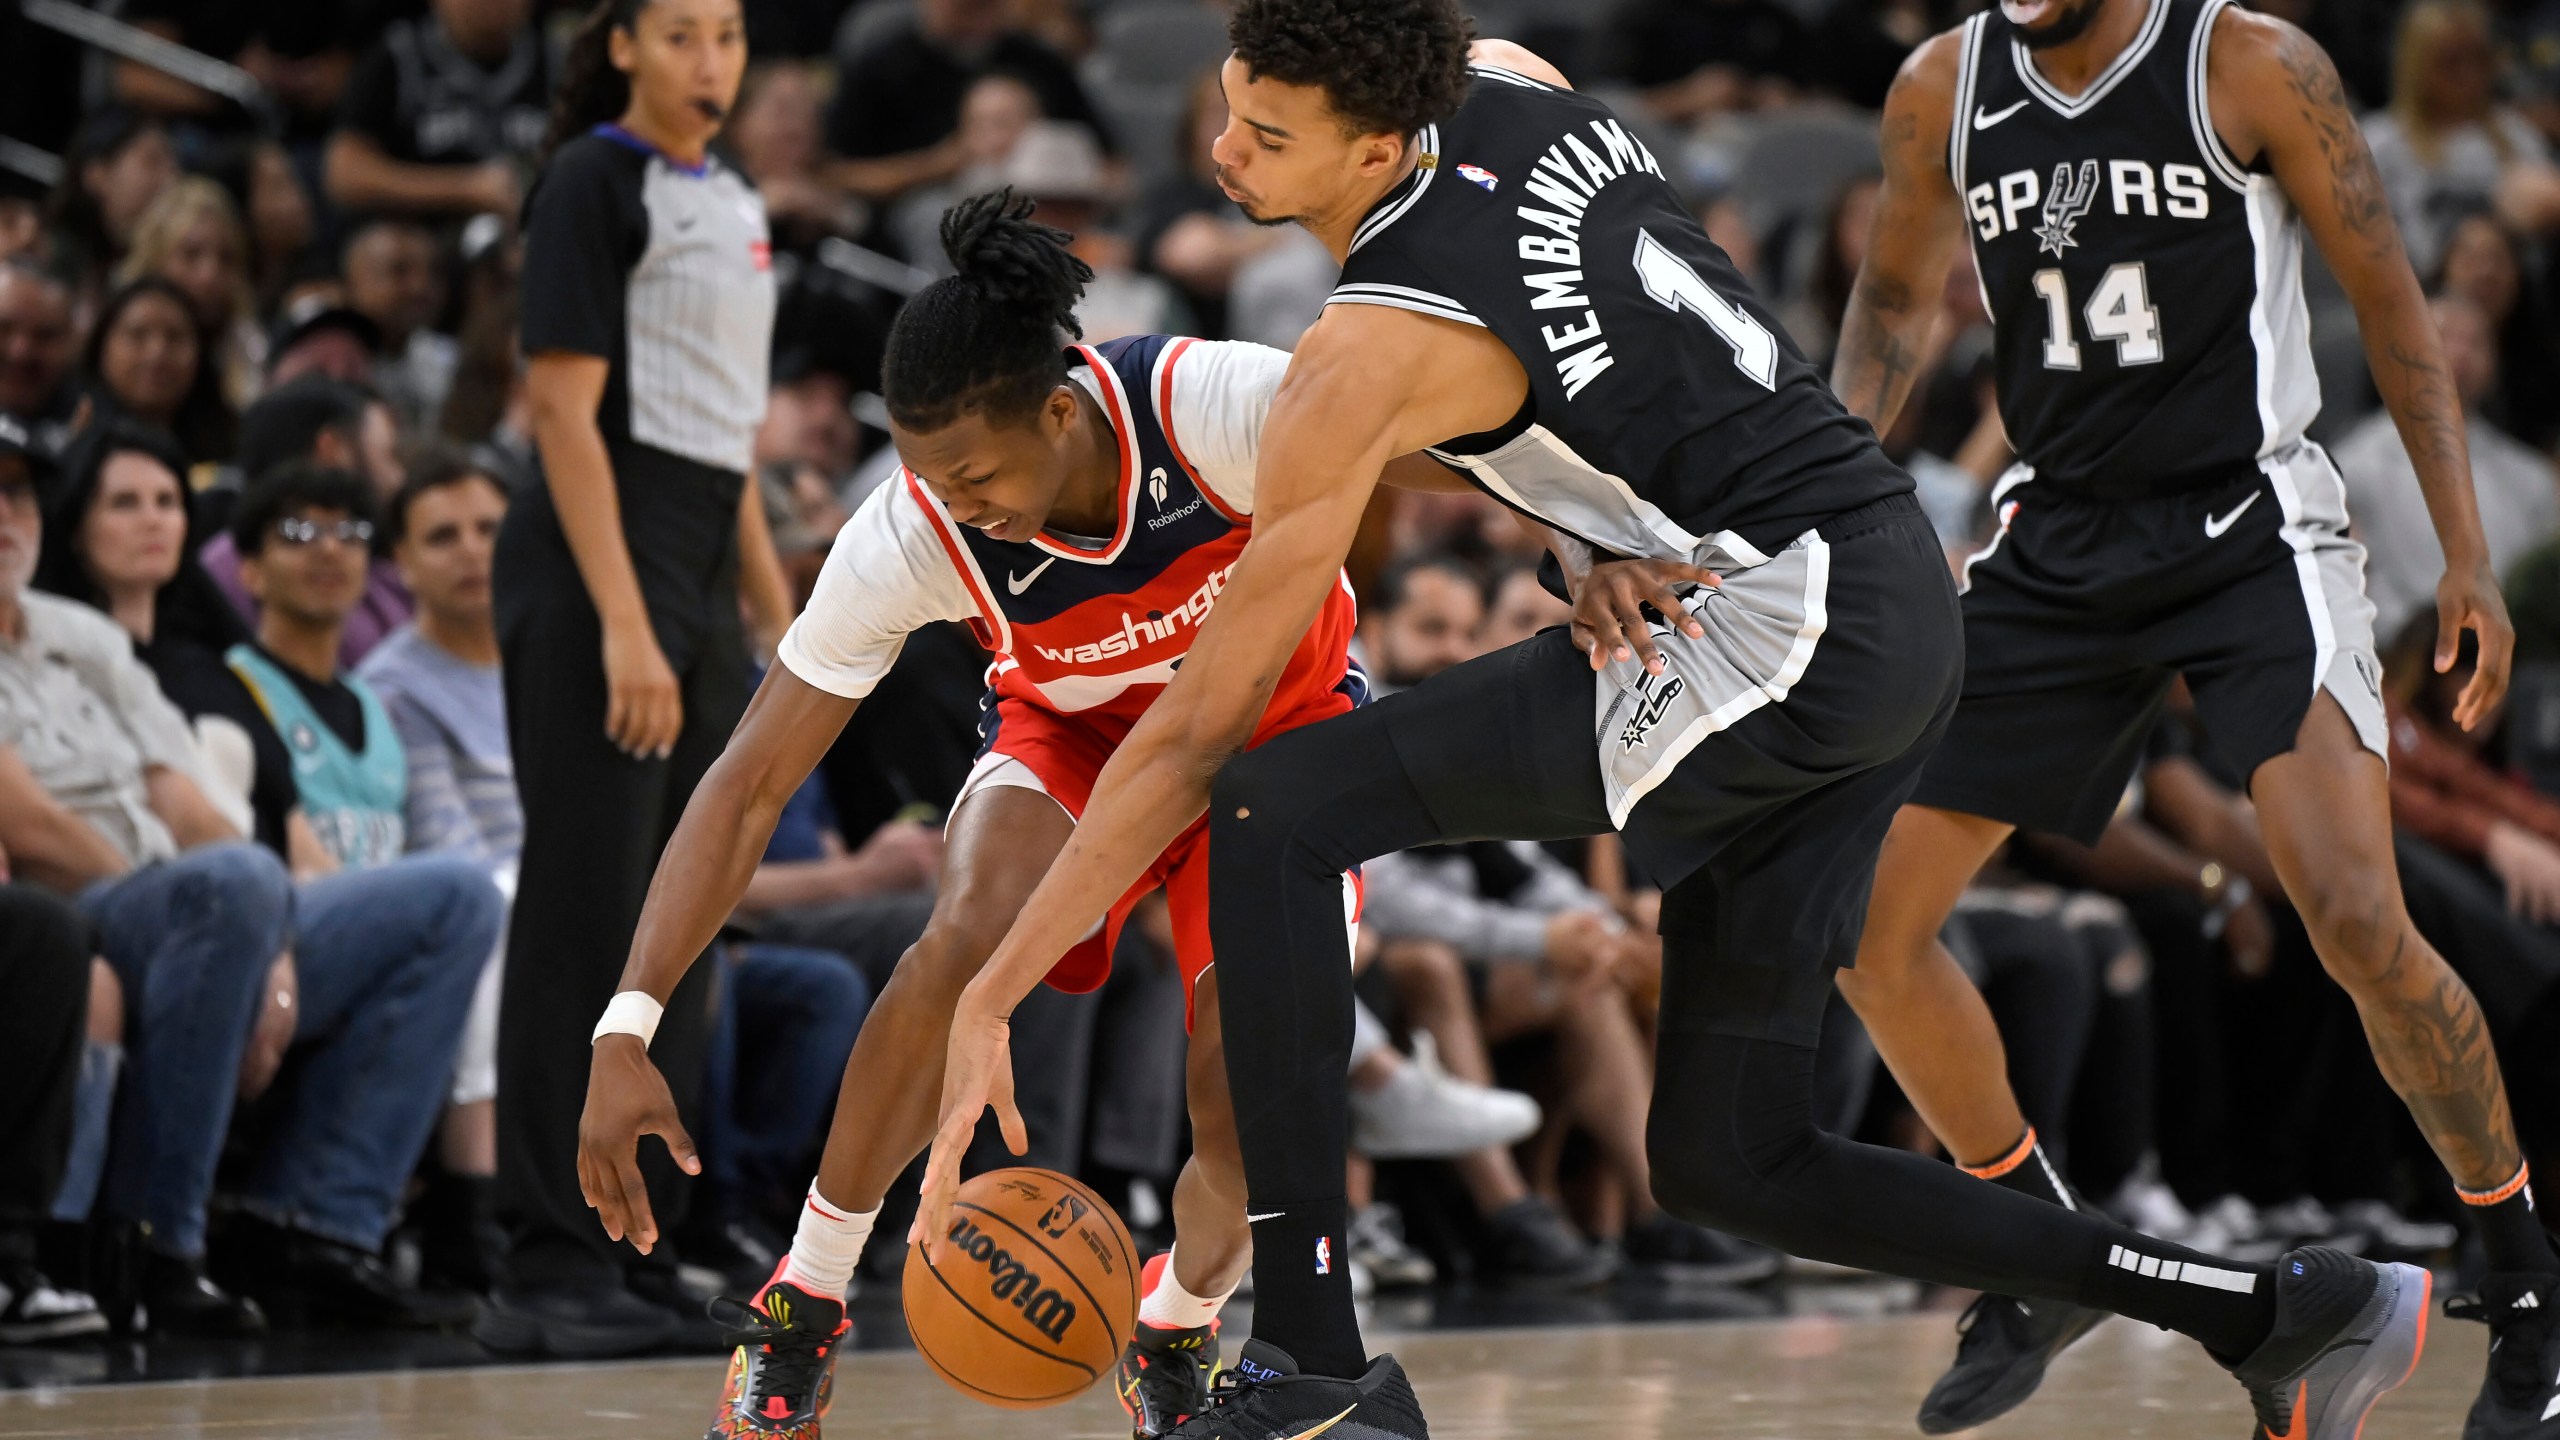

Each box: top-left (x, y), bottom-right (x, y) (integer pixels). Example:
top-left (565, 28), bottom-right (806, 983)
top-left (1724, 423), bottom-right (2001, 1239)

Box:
top-left (2029, 262), bottom-right (2163, 370)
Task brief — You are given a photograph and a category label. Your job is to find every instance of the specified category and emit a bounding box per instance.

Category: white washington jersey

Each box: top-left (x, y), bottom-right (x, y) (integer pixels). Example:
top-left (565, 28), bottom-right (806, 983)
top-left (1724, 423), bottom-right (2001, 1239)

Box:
top-left (1327, 62), bottom-right (1910, 560)
top-left (1952, 0), bottom-right (2319, 496)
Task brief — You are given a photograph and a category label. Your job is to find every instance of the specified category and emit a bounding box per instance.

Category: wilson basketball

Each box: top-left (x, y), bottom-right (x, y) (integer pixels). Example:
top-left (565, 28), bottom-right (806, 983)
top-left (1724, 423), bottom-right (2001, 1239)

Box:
top-left (901, 1167), bottom-right (1140, 1409)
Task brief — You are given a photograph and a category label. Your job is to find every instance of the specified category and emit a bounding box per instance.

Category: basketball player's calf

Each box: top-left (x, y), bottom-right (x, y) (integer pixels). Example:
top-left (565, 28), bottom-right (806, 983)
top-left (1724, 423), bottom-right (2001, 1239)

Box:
top-left (2252, 700), bottom-right (2550, 1276)
top-left (1120, 976), bottom-right (1251, 1438)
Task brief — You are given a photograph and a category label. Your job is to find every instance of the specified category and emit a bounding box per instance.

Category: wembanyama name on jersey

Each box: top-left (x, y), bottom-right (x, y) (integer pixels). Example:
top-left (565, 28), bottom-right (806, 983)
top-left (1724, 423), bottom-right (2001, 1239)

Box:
top-left (1503, 117), bottom-right (1672, 400)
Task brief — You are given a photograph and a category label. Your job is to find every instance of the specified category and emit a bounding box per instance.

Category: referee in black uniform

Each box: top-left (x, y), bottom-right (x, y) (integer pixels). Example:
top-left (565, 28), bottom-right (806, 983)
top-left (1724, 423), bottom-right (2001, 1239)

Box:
top-left (475, 0), bottom-right (793, 1357)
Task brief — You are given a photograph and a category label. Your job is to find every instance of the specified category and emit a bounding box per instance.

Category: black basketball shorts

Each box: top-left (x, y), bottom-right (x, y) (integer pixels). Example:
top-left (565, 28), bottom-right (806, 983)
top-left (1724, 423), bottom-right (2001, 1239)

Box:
top-left (1910, 441), bottom-right (2389, 844)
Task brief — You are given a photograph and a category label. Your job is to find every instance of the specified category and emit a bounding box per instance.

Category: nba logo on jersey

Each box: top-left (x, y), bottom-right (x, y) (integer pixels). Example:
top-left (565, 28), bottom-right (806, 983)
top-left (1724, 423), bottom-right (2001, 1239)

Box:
top-left (1456, 163), bottom-right (1498, 191)
top-left (1315, 1237), bottom-right (1332, 1275)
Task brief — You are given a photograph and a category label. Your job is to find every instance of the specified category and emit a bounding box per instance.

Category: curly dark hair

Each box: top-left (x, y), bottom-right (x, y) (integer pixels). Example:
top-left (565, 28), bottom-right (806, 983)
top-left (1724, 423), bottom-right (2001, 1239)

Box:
top-left (1229, 0), bottom-right (1475, 137)
top-left (881, 190), bottom-right (1093, 433)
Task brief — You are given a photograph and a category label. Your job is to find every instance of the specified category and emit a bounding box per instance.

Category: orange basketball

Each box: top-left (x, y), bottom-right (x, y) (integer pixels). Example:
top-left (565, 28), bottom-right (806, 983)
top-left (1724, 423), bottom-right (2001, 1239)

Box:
top-left (901, 1167), bottom-right (1140, 1409)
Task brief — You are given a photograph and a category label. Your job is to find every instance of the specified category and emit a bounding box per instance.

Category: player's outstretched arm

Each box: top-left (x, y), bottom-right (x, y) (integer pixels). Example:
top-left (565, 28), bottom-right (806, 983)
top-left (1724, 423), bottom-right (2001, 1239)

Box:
top-left (580, 664), bottom-right (858, 1254)
top-left (1834, 33), bottom-right (1969, 433)
top-left (2213, 9), bottom-right (2512, 726)
top-left (914, 304), bottom-right (1471, 1252)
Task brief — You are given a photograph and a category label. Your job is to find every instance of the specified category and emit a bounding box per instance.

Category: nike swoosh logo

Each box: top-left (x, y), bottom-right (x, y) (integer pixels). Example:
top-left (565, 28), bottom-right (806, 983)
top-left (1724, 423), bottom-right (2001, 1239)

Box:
top-left (1246, 1211), bottom-right (1286, 1223)
top-left (1973, 99), bottom-right (2030, 130)
top-left (1007, 556), bottom-right (1058, 594)
top-left (1291, 1405), bottom-right (1360, 1438)
top-left (2203, 491), bottom-right (2260, 538)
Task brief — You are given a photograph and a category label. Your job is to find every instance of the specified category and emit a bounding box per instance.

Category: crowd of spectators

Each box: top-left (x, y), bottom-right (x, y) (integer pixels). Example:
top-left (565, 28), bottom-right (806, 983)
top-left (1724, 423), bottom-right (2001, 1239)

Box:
top-left (1, 0), bottom-right (2559, 1359)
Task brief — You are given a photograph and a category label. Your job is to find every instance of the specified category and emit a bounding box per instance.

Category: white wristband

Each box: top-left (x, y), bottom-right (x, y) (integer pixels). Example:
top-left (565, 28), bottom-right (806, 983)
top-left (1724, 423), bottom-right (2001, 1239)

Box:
top-left (592, 991), bottom-right (665, 1047)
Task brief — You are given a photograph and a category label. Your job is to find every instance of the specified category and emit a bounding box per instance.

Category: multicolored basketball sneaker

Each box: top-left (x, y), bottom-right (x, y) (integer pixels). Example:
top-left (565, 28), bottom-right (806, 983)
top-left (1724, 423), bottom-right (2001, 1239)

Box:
top-left (1118, 1253), bottom-right (1223, 1437)
top-left (705, 1267), bottom-right (849, 1440)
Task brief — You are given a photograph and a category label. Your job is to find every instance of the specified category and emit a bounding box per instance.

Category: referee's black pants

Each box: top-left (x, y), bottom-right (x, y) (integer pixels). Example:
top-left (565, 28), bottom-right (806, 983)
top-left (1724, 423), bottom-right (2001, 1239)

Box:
top-left (1207, 505), bottom-right (2279, 1375)
top-left (493, 462), bottom-right (748, 1290)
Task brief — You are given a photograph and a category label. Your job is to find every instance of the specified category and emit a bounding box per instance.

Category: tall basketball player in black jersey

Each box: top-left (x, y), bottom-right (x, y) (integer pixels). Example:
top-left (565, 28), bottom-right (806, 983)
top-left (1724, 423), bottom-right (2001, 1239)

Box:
top-left (1714, 0), bottom-right (2554, 1431)
top-left (911, 4), bottom-right (2431, 1439)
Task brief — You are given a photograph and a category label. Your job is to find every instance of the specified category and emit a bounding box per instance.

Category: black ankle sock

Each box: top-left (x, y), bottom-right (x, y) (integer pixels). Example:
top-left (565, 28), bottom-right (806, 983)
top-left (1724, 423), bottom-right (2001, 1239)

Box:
top-left (2080, 1232), bottom-right (2278, 1361)
top-left (1963, 1127), bottom-right (2075, 1210)
top-left (2461, 1166), bottom-right (2559, 1274)
top-left (1241, 1200), bottom-right (1364, 1379)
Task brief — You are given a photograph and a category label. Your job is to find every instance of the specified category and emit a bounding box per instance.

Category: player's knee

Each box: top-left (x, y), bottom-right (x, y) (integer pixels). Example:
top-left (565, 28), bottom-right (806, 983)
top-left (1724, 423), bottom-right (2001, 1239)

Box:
top-left (2287, 866), bottom-right (2406, 983)
top-left (1647, 1123), bottom-right (1765, 1232)
top-left (892, 926), bottom-right (989, 1001)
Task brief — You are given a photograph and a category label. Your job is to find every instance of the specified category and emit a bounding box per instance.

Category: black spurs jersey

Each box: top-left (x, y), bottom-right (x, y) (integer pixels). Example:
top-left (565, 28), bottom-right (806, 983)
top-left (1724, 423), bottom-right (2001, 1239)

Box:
top-left (1329, 63), bottom-right (1908, 560)
top-left (1951, 0), bottom-right (2319, 496)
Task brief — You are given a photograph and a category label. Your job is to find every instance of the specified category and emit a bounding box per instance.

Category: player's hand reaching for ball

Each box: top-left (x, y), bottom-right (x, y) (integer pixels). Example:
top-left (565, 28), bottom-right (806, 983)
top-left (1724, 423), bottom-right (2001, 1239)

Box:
top-left (914, 988), bottom-right (1026, 1260)
top-left (1571, 557), bottom-right (1718, 676)
top-left (2437, 556), bottom-right (2514, 732)
top-left (578, 1034), bottom-right (699, 1254)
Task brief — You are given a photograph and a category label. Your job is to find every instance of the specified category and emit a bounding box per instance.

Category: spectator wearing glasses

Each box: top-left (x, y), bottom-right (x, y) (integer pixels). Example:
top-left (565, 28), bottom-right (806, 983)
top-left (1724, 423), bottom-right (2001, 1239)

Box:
top-left (200, 377), bottom-right (415, 668)
top-left (222, 465), bottom-right (412, 869)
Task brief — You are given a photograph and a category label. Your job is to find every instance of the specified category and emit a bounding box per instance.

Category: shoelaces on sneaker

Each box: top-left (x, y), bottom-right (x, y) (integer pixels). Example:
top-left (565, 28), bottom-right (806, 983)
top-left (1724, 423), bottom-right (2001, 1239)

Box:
top-left (707, 1295), bottom-right (835, 1410)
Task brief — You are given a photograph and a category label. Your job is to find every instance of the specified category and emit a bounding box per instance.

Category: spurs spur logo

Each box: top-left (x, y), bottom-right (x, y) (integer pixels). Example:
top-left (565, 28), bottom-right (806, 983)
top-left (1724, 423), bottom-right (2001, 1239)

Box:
top-left (2035, 160), bottom-right (2099, 256)
top-left (1618, 671), bottom-right (1686, 751)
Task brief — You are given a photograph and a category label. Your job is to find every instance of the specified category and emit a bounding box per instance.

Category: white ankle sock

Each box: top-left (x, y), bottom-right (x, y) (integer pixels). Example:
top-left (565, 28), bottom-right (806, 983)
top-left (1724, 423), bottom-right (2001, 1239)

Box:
top-left (1136, 1246), bottom-right (1235, 1330)
top-left (779, 1183), bottom-right (875, 1299)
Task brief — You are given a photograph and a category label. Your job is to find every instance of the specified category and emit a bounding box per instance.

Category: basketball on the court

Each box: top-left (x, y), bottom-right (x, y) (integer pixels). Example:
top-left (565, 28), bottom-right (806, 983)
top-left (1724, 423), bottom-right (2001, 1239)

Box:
top-left (901, 1167), bottom-right (1140, 1408)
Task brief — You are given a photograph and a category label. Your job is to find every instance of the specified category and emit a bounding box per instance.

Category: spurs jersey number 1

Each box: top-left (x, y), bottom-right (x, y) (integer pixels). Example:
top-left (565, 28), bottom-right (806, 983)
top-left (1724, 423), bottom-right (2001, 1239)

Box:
top-left (1952, 0), bottom-right (2319, 495)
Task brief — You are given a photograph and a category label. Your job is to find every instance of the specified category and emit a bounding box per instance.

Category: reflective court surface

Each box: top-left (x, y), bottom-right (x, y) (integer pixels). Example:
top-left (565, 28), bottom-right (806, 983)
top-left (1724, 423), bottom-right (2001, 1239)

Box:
top-left (0, 1310), bottom-right (2483, 1439)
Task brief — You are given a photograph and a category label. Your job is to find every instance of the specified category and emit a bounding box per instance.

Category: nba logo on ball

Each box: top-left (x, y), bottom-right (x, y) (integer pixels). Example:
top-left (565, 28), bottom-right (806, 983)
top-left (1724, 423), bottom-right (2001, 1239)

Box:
top-left (1316, 1236), bottom-right (1332, 1275)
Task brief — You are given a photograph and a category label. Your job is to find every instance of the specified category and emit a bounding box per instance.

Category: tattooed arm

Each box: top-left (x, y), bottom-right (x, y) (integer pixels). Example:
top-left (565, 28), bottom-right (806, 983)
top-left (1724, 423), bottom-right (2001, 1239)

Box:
top-left (1832, 33), bottom-right (1968, 434)
top-left (2213, 10), bottom-right (2513, 728)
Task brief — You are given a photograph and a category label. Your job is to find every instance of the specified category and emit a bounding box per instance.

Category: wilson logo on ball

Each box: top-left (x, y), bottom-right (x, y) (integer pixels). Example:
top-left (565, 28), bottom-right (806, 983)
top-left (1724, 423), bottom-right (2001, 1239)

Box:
top-left (944, 1216), bottom-right (1080, 1343)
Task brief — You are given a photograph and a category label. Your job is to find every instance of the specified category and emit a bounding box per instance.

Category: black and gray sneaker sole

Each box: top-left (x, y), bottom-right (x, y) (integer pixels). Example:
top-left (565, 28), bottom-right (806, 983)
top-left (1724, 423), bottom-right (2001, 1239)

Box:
top-left (2267, 1261), bottom-right (2432, 1440)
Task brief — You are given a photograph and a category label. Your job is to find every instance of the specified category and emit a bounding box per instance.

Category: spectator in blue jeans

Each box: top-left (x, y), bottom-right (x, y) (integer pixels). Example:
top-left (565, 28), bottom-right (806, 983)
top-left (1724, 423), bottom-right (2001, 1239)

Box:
top-left (0, 436), bottom-right (497, 1334)
top-left (697, 943), bottom-right (872, 1277)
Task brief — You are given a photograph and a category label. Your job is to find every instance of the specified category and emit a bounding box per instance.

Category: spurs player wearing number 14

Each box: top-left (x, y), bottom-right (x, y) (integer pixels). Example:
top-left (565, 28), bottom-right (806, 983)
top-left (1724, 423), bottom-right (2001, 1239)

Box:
top-left (1830, 0), bottom-right (2560, 1432)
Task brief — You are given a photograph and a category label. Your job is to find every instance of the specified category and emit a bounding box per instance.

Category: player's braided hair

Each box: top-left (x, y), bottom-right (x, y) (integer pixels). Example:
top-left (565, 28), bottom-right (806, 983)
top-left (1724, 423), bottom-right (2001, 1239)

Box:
top-left (882, 190), bottom-right (1094, 433)
top-left (1229, 0), bottom-right (1475, 137)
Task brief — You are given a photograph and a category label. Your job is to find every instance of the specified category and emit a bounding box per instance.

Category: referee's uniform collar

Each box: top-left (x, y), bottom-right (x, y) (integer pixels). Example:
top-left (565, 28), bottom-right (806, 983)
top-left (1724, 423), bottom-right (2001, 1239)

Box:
top-left (591, 122), bottom-right (710, 177)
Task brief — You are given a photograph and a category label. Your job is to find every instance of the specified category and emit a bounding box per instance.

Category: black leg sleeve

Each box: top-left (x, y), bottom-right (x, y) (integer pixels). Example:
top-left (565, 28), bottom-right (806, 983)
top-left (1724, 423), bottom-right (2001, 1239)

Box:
top-left (1208, 633), bottom-right (1612, 1377)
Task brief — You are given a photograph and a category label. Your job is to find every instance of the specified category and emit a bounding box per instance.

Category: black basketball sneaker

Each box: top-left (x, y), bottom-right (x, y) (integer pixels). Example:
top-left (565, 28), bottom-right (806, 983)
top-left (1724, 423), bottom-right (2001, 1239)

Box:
top-left (1119, 1318), bottom-right (1222, 1437)
top-left (1915, 1292), bottom-right (2107, 1433)
top-left (2231, 1248), bottom-right (2431, 1440)
top-left (704, 1269), bottom-right (849, 1440)
top-left (1160, 1339), bottom-right (1429, 1440)
top-left (2444, 1271), bottom-right (2560, 1438)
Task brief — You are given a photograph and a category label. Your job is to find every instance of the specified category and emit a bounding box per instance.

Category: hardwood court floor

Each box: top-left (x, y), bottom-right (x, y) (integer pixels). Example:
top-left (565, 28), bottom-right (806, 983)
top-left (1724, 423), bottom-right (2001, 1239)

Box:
top-left (0, 1311), bottom-right (2484, 1440)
